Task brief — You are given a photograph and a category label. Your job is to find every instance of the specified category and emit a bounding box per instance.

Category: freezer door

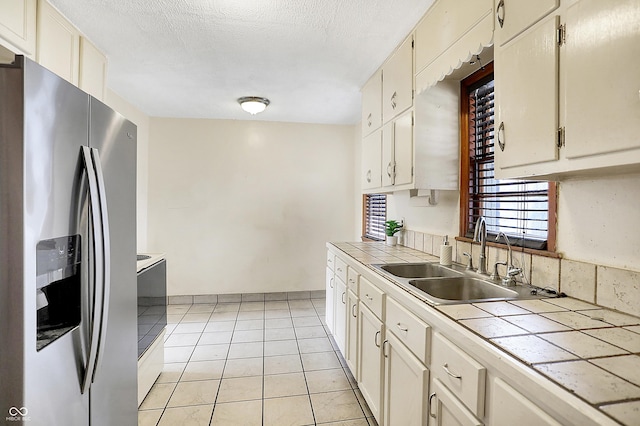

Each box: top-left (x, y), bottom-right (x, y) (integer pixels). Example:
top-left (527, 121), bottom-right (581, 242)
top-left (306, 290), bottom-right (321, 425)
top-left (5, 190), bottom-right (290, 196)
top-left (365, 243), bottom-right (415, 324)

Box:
top-left (0, 57), bottom-right (91, 425)
top-left (88, 98), bottom-right (138, 426)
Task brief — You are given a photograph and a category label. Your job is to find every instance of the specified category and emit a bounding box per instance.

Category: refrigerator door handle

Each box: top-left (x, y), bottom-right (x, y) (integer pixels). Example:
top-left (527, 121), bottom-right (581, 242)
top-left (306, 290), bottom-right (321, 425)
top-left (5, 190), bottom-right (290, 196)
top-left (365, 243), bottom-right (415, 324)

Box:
top-left (89, 147), bottom-right (111, 384)
top-left (80, 146), bottom-right (105, 394)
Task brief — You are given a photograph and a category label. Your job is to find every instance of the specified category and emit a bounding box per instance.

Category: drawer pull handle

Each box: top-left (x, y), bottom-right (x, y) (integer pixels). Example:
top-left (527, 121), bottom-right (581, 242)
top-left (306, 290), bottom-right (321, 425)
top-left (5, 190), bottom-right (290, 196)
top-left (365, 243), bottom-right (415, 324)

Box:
top-left (337, 267), bottom-right (343, 272)
top-left (365, 294), bottom-right (373, 301)
top-left (329, 278), bottom-right (334, 289)
top-left (443, 363), bottom-right (461, 379)
top-left (428, 392), bottom-right (437, 418)
top-left (375, 330), bottom-right (381, 347)
top-left (383, 339), bottom-right (389, 358)
top-left (351, 304), bottom-right (357, 318)
top-left (341, 292), bottom-right (346, 304)
top-left (396, 323), bottom-right (408, 332)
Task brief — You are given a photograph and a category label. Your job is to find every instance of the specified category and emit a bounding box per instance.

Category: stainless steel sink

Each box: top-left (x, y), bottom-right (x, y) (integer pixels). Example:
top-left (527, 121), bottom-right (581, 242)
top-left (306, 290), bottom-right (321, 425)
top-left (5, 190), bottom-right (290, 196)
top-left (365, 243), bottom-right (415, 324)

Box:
top-left (376, 262), bottom-right (462, 279)
top-left (408, 277), bottom-right (519, 303)
top-left (137, 254), bottom-right (151, 261)
top-left (371, 261), bottom-right (539, 305)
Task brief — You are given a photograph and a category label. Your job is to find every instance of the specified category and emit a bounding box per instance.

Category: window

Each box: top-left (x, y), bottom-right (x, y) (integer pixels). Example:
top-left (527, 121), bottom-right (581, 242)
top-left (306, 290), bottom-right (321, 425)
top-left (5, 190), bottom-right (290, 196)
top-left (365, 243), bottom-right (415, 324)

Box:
top-left (363, 194), bottom-right (386, 241)
top-left (460, 63), bottom-right (556, 251)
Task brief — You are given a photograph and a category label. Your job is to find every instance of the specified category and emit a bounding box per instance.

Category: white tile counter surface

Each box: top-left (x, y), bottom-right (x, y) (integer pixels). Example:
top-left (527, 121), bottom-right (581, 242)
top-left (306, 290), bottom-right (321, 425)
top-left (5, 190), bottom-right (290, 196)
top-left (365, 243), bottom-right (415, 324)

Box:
top-left (331, 241), bottom-right (640, 426)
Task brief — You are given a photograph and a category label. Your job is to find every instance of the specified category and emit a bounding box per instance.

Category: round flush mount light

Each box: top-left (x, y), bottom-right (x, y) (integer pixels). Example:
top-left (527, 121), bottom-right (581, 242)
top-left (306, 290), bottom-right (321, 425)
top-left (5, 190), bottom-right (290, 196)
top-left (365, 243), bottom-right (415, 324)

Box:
top-left (238, 96), bottom-right (270, 115)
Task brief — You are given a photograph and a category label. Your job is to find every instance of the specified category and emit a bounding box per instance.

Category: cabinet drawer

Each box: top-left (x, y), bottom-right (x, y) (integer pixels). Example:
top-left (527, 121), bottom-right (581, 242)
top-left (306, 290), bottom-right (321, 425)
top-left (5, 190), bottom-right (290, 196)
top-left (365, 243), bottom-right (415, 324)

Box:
top-left (432, 332), bottom-right (486, 417)
top-left (359, 276), bottom-right (385, 319)
top-left (326, 251), bottom-right (335, 271)
top-left (335, 257), bottom-right (348, 284)
top-left (386, 297), bottom-right (430, 363)
top-left (347, 267), bottom-right (359, 293)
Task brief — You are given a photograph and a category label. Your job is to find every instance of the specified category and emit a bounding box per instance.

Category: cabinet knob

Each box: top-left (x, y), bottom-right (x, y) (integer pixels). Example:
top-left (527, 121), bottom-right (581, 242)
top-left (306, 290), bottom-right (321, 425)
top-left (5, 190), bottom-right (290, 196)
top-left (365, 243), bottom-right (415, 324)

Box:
top-left (497, 0), bottom-right (505, 28)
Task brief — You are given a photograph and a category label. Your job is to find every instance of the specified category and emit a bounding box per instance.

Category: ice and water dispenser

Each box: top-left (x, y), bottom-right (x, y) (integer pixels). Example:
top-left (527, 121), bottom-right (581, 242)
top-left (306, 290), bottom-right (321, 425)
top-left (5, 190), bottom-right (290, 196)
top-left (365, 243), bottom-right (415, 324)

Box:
top-left (35, 235), bottom-right (81, 351)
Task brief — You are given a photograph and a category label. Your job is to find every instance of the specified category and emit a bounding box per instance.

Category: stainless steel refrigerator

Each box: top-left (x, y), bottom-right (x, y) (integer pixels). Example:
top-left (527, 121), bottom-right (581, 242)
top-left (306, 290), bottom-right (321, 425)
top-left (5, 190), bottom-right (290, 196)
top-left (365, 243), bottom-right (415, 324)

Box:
top-left (0, 56), bottom-right (138, 425)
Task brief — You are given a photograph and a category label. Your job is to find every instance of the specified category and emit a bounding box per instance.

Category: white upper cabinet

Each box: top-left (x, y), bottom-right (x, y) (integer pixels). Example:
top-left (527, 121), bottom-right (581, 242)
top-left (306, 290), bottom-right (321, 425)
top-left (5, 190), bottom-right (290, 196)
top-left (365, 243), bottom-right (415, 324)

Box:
top-left (362, 129), bottom-right (382, 191)
top-left (414, 0), bottom-right (493, 90)
top-left (494, 0), bottom-right (560, 47)
top-left (37, 0), bottom-right (80, 84)
top-left (562, 0), bottom-right (640, 160)
top-left (381, 109), bottom-right (414, 190)
top-left (382, 36), bottom-right (413, 124)
top-left (495, 0), bottom-right (640, 179)
top-left (362, 70), bottom-right (383, 136)
top-left (79, 37), bottom-right (107, 101)
top-left (495, 14), bottom-right (560, 170)
top-left (0, 0), bottom-right (36, 56)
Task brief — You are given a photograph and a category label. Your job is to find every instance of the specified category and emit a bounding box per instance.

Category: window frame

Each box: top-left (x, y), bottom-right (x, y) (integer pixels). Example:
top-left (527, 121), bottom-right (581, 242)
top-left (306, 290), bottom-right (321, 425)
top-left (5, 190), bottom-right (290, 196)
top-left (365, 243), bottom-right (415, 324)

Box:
top-left (458, 62), bottom-right (557, 253)
top-left (362, 193), bottom-right (387, 241)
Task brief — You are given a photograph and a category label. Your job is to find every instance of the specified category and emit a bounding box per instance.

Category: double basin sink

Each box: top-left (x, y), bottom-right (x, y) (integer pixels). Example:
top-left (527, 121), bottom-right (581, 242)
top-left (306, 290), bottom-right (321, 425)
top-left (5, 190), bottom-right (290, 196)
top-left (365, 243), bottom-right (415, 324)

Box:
top-left (372, 262), bottom-right (536, 305)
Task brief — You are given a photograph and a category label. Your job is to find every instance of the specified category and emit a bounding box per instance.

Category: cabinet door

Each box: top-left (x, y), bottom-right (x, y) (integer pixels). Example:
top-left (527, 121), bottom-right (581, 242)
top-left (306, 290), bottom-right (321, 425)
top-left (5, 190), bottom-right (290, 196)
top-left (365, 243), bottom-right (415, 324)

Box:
top-left (492, 378), bottom-right (561, 426)
top-left (79, 37), bottom-right (107, 101)
top-left (0, 0), bottom-right (36, 55)
top-left (495, 15), bottom-right (559, 172)
top-left (357, 303), bottom-right (384, 423)
top-left (346, 289), bottom-right (359, 378)
top-left (495, 0), bottom-right (559, 46)
top-left (334, 277), bottom-right (347, 356)
top-left (325, 267), bottom-right (335, 334)
top-left (362, 129), bottom-right (382, 190)
top-left (384, 332), bottom-right (429, 426)
top-left (362, 70), bottom-right (382, 136)
top-left (394, 109), bottom-right (413, 186)
top-left (37, 0), bottom-right (80, 84)
top-left (382, 122), bottom-right (394, 187)
top-left (563, 0), bottom-right (640, 159)
top-left (430, 379), bottom-right (484, 426)
top-left (383, 36), bottom-right (413, 123)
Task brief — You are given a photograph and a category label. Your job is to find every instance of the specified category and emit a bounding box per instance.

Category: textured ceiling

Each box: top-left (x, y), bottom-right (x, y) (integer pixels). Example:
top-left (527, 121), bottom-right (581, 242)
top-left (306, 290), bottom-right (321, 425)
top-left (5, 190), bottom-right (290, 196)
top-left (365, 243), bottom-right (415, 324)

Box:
top-left (48, 0), bottom-right (435, 124)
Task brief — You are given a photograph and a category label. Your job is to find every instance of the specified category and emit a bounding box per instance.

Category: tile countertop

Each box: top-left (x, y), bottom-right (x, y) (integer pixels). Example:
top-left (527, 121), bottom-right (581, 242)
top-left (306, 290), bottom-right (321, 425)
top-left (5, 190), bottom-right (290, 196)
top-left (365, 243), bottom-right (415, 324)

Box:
top-left (136, 253), bottom-right (166, 273)
top-left (330, 241), bottom-right (640, 426)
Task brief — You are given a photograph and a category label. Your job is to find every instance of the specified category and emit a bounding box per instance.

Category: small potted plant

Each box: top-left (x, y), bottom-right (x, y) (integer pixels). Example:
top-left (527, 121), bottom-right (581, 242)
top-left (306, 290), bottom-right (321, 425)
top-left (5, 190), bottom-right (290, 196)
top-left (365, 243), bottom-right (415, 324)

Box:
top-left (384, 220), bottom-right (403, 246)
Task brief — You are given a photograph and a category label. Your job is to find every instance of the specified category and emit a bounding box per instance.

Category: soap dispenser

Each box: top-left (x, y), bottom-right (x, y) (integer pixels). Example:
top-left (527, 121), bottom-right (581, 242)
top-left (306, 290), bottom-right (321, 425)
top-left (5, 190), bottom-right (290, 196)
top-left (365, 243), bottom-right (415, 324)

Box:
top-left (440, 235), bottom-right (453, 266)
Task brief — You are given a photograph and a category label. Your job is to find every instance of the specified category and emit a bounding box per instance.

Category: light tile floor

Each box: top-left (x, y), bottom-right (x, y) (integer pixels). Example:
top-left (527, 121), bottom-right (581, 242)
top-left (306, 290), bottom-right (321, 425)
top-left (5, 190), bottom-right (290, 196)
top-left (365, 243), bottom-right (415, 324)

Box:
top-left (138, 298), bottom-right (377, 426)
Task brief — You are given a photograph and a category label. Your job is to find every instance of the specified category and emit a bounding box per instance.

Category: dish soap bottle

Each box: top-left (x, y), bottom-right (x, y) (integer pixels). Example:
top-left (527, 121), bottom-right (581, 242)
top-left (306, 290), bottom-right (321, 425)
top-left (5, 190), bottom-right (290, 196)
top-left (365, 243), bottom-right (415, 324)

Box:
top-left (440, 235), bottom-right (452, 266)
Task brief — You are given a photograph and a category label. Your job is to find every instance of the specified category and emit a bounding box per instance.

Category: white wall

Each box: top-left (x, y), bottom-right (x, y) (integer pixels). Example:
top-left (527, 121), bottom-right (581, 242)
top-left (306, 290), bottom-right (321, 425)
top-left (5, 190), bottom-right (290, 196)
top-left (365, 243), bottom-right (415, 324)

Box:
top-left (148, 118), bottom-right (356, 296)
top-left (557, 172), bottom-right (640, 270)
top-left (105, 90), bottom-right (151, 252)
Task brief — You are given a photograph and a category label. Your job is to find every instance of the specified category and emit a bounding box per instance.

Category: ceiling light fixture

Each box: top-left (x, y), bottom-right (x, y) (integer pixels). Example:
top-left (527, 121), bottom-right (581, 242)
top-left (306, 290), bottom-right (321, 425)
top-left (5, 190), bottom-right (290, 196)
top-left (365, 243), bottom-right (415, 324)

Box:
top-left (238, 96), bottom-right (270, 115)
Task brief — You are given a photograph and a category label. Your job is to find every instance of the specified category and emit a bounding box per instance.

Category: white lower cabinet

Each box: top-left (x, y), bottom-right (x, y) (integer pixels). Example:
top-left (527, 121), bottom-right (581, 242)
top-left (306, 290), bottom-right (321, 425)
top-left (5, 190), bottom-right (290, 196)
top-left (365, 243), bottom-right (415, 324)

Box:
top-left (345, 288), bottom-right (359, 377)
top-left (383, 331), bottom-right (429, 426)
top-left (357, 302), bottom-right (384, 423)
top-left (491, 379), bottom-right (561, 426)
top-left (334, 275), bottom-right (347, 355)
top-left (325, 266), bottom-right (335, 334)
top-left (430, 379), bottom-right (483, 426)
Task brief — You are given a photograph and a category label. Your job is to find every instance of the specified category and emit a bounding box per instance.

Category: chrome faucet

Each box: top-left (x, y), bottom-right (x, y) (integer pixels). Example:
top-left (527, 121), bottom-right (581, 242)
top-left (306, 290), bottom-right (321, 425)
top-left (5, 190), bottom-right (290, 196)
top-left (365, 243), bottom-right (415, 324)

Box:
top-left (473, 217), bottom-right (488, 275)
top-left (495, 232), bottom-right (522, 287)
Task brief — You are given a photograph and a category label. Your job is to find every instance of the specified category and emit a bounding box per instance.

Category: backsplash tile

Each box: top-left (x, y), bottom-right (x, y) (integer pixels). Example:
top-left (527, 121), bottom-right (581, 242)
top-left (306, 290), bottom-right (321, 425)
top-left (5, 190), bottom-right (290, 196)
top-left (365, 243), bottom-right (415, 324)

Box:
top-left (531, 255), bottom-right (560, 292)
top-left (560, 259), bottom-right (596, 303)
top-left (597, 266), bottom-right (640, 317)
